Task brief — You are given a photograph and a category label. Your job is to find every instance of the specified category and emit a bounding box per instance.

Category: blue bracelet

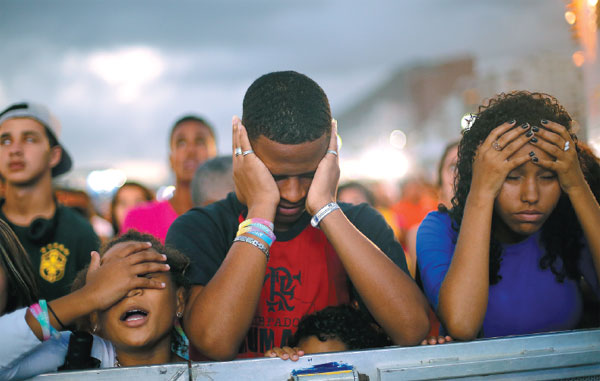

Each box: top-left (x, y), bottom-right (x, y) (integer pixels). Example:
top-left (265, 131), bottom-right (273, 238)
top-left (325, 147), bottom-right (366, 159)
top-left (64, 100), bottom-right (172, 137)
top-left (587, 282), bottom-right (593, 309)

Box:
top-left (247, 230), bottom-right (274, 247)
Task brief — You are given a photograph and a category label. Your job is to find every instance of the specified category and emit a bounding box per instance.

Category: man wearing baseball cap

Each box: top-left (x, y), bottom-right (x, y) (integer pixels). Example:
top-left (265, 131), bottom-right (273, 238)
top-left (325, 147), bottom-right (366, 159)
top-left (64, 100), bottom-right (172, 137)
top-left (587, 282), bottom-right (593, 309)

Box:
top-left (0, 102), bottom-right (98, 300)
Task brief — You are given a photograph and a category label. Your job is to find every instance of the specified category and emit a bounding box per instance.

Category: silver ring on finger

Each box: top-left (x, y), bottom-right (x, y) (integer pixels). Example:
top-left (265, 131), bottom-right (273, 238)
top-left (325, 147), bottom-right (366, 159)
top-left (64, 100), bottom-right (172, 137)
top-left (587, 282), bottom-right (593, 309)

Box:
top-left (492, 141), bottom-right (502, 151)
top-left (326, 150), bottom-right (338, 156)
top-left (242, 150), bottom-right (254, 156)
top-left (234, 147), bottom-right (243, 156)
top-left (563, 141), bottom-right (570, 152)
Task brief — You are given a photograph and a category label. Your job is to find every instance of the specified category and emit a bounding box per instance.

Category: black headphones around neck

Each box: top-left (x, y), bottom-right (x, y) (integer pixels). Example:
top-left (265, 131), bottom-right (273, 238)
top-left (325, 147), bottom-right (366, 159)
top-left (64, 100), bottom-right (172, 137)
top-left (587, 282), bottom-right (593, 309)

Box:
top-left (27, 213), bottom-right (58, 242)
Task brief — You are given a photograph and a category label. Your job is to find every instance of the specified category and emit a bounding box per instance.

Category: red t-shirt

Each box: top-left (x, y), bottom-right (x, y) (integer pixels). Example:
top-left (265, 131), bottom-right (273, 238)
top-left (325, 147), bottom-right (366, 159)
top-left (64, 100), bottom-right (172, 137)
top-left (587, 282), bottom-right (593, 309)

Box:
top-left (237, 216), bottom-right (349, 357)
top-left (167, 193), bottom-right (407, 360)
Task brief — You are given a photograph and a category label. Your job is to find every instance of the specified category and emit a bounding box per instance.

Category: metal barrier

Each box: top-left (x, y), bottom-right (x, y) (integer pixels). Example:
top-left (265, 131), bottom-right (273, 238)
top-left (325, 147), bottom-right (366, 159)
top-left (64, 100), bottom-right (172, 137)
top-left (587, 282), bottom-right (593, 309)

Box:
top-left (30, 328), bottom-right (600, 381)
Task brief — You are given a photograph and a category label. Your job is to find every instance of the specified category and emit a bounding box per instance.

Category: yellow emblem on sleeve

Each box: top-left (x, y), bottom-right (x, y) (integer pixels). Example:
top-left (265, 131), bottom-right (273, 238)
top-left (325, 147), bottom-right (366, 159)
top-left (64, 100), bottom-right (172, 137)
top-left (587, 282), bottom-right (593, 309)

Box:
top-left (39, 243), bottom-right (70, 283)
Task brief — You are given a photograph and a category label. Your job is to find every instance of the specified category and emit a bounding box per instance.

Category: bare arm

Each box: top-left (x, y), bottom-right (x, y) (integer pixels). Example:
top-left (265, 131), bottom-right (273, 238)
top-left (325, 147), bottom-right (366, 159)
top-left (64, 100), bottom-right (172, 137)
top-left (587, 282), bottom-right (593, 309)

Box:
top-left (437, 121), bottom-right (531, 340)
top-left (305, 121), bottom-right (428, 345)
top-left (183, 116), bottom-right (279, 360)
top-left (319, 210), bottom-right (429, 345)
top-left (182, 232), bottom-right (271, 360)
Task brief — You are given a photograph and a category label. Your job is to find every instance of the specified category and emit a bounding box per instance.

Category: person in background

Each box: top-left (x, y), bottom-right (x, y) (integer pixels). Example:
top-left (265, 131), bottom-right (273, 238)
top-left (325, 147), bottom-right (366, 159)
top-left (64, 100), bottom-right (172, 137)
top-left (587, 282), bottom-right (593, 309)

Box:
top-left (337, 182), bottom-right (375, 206)
top-left (437, 141), bottom-right (459, 209)
top-left (405, 141), bottom-right (460, 269)
top-left (0, 102), bottom-right (98, 300)
top-left (54, 188), bottom-right (113, 244)
top-left (418, 91), bottom-right (600, 340)
top-left (110, 182), bottom-right (154, 234)
top-left (410, 141), bottom-right (459, 345)
top-left (167, 71), bottom-right (429, 360)
top-left (122, 115), bottom-right (217, 242)
top-left (391, 177), bottom-right (438, 247)
top-left (191, 156), bottom-right (234, 207)
top-left (338, 181), bottom-right (415, 274)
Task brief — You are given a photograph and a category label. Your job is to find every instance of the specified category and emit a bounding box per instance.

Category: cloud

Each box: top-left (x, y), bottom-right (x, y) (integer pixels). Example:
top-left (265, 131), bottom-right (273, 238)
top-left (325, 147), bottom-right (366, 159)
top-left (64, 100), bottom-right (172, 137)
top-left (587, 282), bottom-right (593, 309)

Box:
top-left (0, 0), bottom-right (576, 184)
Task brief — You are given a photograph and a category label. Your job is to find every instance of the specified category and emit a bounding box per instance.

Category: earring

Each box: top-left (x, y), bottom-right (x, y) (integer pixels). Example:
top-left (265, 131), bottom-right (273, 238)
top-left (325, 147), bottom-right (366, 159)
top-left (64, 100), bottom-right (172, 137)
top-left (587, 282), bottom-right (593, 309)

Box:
top-left (176, 311), bottom-right (183, 318)
top-left (92, 325), bottom-right (98, 334)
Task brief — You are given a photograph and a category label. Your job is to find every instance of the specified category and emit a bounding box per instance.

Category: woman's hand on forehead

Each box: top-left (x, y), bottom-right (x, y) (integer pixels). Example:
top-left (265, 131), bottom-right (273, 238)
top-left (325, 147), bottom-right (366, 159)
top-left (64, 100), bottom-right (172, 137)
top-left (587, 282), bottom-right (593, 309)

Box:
top-left (525, 120), bottom-right (585, 194)
top-left (470, 120), bottom-right (532, 198)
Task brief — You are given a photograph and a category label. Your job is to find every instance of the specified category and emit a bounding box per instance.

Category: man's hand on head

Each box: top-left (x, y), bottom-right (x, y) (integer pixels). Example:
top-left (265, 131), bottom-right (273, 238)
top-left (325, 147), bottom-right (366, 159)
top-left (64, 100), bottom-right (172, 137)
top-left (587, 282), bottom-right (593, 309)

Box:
top-left (306, 119), bottom-right (340, 216)
top-left (232, 116), bottom-right (279, 221)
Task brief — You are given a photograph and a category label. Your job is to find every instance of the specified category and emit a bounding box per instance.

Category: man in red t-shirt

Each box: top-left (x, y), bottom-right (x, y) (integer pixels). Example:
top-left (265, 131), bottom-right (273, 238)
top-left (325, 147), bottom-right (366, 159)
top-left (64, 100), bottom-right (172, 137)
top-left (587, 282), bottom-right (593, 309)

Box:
top-left (166, 71), bottom-right (429, 360)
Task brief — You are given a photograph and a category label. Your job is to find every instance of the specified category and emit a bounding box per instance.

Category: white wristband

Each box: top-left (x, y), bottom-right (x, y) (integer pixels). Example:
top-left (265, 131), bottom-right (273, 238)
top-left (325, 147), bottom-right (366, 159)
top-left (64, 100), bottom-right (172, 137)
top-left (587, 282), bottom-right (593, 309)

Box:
top-left (310, 202), bottom-right (340, 228)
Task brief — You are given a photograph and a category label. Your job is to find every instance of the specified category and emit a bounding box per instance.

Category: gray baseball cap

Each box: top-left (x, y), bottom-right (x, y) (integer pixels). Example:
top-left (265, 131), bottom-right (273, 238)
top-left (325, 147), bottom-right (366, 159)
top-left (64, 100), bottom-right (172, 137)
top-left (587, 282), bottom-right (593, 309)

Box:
top-left (0, 102), bottom-right (73, 177)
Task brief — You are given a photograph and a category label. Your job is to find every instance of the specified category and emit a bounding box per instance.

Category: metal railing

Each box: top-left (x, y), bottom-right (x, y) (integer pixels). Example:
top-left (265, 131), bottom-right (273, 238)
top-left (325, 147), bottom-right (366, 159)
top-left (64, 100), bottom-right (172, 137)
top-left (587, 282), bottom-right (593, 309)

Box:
top-left (30, 328), bottom-right (600, 381)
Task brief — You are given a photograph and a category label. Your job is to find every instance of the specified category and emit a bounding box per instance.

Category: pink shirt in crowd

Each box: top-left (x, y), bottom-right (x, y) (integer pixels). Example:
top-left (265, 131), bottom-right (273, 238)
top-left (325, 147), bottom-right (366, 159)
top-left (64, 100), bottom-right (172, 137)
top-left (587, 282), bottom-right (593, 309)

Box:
top-left (121, 200), bottom-right (179, 243)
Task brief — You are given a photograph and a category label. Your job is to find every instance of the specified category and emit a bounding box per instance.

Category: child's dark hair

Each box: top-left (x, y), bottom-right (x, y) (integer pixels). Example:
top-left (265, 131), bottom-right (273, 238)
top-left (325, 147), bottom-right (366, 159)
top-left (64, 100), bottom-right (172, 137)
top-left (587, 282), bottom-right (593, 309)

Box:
top-left (288, 305), bottom-right (391, 350)
top-left (0, 219), bottom-right (38, 313)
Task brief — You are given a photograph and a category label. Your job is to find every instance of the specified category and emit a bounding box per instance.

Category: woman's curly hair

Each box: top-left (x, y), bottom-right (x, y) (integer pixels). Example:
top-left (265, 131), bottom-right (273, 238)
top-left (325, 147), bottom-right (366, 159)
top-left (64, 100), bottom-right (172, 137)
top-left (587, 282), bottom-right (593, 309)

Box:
top-left (442, 91), bottom-right (600, 284)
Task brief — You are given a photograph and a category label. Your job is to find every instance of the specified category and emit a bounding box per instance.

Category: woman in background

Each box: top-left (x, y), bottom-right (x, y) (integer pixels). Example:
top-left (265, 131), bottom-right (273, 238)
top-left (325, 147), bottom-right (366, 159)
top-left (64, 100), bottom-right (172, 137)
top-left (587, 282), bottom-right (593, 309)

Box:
top-left (110, 182), bottom-right (154, 235)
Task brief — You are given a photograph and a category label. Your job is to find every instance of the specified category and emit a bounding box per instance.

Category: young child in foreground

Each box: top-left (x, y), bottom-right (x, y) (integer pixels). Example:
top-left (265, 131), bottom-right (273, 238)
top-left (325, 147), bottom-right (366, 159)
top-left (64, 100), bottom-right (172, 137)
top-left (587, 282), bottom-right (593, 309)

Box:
top-left (265, 304), bottom-right (391, 361)
top-left (1, 230), bottom-right (190, 380)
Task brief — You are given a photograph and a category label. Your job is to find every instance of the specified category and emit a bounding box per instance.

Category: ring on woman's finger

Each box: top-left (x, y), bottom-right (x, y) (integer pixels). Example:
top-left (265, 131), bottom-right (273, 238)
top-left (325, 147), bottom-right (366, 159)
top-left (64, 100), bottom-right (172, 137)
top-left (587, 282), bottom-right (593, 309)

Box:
top-left (242, 150), bottom-right (254, 156)
top-left (563, 141), bottom-right (570, 152)
top-left (234, 147), bottom-right (243, 156)
top-left (492, 141), bottom-right (502, 151)
top-left (326, 150), bottom-right (338, 156)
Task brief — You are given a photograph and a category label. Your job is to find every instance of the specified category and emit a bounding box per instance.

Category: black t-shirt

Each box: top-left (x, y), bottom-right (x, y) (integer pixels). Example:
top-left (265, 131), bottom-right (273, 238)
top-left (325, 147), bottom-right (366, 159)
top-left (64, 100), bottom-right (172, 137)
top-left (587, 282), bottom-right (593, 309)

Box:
top-left (0, 202), bottom-right (99, 301)
top-left (166, 192), bottom-right (408, 305)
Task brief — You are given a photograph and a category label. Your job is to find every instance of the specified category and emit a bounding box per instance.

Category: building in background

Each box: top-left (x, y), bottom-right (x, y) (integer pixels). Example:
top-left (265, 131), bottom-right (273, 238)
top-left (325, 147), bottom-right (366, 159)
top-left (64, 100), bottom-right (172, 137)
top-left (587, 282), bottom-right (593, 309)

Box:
top-left (336, 53), bottom-right (587, 183)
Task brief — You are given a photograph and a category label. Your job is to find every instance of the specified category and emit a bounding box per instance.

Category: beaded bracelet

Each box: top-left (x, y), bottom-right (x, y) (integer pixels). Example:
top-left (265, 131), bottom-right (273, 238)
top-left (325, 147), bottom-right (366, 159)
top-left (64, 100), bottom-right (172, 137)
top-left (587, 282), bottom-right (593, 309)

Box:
top-left (29, 300), bottom-right (61, 341)
top-left (234, 235), bottom-right (269, 262)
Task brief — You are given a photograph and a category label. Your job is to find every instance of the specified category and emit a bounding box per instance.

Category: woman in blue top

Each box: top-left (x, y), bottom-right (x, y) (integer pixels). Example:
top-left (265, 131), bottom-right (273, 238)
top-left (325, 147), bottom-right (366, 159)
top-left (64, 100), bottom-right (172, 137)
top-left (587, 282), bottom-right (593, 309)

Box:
top-left (417, 91), bottom-right (600, 340)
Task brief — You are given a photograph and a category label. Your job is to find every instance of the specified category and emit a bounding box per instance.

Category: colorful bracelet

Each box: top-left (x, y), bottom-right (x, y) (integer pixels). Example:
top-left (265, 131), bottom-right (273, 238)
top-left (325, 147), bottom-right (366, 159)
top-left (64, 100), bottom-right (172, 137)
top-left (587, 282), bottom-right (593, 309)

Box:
top-left (250, 222), bottom-right (277, 240)
top-left (29, 300), bottom-right (61, 341)
top-left (234, 235), bottom-right (269, 262)
top-left (237, 224), bottom-right (276, 243)
top-left (245, 230), bottom-right (274, 247)
top-left (239, 218), bottom-right (274, 231)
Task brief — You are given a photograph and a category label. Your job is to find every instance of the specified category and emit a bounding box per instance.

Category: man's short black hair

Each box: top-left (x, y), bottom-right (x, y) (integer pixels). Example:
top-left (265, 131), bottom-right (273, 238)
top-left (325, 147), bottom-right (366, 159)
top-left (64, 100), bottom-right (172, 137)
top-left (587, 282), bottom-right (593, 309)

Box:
top-left (169, 114), bottom-right (215, 143)
top-left (242, 71), bottom-right (332, 144)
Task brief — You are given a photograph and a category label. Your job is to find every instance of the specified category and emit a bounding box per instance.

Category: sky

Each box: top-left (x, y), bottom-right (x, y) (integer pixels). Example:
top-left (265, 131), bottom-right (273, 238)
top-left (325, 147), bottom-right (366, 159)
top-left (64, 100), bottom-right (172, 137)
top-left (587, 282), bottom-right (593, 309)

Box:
top-left (0, 0), bottom-right (576, 186)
